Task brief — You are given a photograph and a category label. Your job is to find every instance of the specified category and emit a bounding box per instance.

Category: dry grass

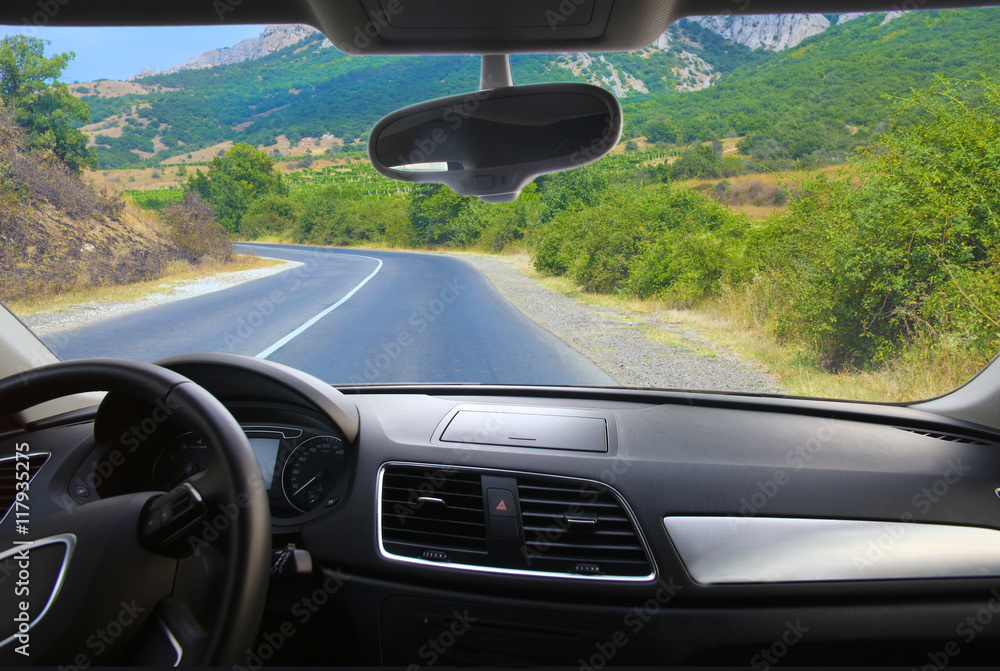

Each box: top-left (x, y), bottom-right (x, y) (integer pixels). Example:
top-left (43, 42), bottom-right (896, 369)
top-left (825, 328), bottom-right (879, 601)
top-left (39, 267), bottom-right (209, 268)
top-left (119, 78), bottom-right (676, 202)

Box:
top-left (7, 254), bottom-right (282, 316)
top-left (159, 141), bottom-right (234, 165)
top-left (680, 163), bottom-right (848, 193)
top-left (523, 265), bottom-right (981, 402)
top-left (96, 149), bottom-right (360, 191)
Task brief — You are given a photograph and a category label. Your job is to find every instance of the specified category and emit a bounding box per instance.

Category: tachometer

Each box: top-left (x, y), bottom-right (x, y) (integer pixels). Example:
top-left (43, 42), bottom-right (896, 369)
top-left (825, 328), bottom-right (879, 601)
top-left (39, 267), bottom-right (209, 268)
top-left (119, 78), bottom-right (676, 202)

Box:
top-left (281, 435), bottom-right (346, 512)
top-left (152, 433), bottom-right (211, 490)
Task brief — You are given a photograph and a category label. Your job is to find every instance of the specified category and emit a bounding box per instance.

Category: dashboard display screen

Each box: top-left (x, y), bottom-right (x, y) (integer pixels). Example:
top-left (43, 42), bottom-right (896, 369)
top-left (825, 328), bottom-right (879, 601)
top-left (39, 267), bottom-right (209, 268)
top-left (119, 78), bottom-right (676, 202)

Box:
top-left (249, 437), bottom-right (281, 489)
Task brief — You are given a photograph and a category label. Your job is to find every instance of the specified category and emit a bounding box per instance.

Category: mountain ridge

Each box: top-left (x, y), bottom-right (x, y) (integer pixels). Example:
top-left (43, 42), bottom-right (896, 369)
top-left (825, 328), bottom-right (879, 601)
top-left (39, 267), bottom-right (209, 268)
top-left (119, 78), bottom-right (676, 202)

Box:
top-left (128, 25), bottom-right (330, 80)
top-left (122, 13), bottom-right (862, 82)
top-left (67, 9), bottom-right (998, 170)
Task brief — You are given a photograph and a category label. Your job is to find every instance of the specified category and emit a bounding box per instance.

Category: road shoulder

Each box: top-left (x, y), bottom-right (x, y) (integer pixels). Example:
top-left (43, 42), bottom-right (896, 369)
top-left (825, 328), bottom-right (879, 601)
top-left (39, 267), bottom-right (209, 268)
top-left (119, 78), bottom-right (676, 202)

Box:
top-left (452, 252), bottom-right (785, 393)
top-left (19, 258), bottom-right (301, 335)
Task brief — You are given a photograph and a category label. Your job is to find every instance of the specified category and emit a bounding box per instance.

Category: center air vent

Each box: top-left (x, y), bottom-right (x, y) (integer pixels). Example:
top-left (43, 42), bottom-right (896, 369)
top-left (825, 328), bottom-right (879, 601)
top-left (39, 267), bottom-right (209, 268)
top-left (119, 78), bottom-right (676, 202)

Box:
top-left (379, 463), bottom-right (654, 580)
top-left (1, 452), bottom-right (49, 525)
top-left (518, 477), bottom-right (652, 578)
top-left (381, 465), bottom-right (488, 563)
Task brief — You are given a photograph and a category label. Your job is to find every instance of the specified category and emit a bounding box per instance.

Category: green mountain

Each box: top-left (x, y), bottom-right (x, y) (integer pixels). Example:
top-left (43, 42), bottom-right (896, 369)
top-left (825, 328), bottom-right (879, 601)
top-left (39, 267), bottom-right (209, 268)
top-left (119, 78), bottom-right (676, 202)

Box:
top-left (625, 9), bottom-right (1000, 164)
top-left (77, 20), bottom-right (764, 169)
top-left (75, 8), bottom-right (1000, 169)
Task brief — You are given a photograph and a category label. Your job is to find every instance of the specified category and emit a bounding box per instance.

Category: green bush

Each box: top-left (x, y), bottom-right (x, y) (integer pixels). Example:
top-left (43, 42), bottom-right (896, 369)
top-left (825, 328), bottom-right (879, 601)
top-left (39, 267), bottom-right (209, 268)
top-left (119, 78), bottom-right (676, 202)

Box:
top-left (240, 194), bottom-right (299, 238)
top-left (534, 184), bottom-right (750, 297)
top-left (294, 186), bottom-right (410, 247)
top-left (760, 78), bottom-right (1000, 368)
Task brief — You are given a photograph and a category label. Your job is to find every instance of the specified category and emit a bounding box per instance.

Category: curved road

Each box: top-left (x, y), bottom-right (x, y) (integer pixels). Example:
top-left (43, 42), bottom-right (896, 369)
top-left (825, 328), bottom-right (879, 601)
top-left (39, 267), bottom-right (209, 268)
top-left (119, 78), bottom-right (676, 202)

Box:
top-left (42, 243), bottom-right (615, 386)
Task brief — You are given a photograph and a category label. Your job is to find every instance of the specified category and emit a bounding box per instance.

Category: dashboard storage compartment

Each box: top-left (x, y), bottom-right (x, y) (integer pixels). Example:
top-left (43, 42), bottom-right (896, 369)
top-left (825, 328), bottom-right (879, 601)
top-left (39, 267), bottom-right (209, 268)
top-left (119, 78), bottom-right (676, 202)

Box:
top-left (380, 596), bottom-right (654, 666)
top-left (440, 407), bottom-right (610, 452)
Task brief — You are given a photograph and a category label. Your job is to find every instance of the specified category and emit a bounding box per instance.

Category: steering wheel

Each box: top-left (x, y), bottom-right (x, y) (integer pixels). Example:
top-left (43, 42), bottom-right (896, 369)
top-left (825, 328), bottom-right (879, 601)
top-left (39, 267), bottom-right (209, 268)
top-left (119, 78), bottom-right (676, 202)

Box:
top-left (0, 359), bottom-right (271, 666)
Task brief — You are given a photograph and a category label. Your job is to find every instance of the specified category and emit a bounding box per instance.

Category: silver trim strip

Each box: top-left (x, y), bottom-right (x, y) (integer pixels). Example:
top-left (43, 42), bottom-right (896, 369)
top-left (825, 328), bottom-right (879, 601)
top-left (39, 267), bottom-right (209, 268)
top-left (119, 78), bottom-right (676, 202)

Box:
top-left (0, 533), bottom-right (76, 649)
top-left (0, 452), bottom-right (50, 528)
top-left (664, 516), bottom-right (1000, 584)
top-left (377, 461), bottom-right (656, 582)
top-left (158, 618), bottom-right (183, 666)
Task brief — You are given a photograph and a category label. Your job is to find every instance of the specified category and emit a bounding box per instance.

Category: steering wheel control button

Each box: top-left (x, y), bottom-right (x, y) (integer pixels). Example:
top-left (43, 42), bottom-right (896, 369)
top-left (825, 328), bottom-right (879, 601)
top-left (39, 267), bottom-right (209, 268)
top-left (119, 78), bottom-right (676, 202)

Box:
top-left (488, 488), bottom-right (515, 517)
top-left (139, 484), bottom-right (207, 557)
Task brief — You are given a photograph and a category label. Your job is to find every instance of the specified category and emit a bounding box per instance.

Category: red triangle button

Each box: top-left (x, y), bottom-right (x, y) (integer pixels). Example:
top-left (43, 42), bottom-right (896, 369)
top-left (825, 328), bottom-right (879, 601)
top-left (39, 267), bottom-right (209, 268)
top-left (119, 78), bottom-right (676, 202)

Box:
top-left (495, 499), bottom-right (508, 512)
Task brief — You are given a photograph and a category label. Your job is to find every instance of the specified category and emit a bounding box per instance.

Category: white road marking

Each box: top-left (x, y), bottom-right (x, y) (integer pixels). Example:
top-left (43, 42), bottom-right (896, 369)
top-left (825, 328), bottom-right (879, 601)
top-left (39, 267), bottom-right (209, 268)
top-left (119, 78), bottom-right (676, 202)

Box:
top-left (255, 253), bottom-right (383, 359)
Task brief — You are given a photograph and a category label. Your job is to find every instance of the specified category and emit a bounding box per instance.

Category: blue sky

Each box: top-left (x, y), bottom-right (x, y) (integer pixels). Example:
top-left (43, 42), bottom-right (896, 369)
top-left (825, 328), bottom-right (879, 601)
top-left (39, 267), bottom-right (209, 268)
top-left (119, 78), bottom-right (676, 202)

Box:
top-left (0, 24), bottom-right (271, 82)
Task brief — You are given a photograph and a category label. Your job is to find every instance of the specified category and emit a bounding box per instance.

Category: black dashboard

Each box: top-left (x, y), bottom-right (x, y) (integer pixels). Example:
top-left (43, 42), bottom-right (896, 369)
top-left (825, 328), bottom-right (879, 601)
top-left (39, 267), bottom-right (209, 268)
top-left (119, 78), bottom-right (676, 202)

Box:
top-left (6, 353), bottom-right (1000, 665)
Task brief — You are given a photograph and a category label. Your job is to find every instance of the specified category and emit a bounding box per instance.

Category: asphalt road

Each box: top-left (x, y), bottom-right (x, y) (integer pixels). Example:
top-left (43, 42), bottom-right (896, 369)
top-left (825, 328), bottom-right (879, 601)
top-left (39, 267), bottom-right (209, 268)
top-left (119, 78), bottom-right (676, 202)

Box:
top-left (42, 243), bottom-right (615, 386)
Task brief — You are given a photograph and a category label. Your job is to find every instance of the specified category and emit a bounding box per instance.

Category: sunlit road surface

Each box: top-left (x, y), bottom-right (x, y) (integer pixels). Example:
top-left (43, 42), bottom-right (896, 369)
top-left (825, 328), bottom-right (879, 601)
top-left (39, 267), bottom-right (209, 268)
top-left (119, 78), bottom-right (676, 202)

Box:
top-left (42, 243), bottom-right (615, 386)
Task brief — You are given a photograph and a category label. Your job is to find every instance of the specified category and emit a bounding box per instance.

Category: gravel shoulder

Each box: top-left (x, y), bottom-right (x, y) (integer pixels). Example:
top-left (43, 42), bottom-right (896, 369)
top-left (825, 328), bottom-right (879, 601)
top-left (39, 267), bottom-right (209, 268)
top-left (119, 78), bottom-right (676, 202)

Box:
top-left (22, 260), bottom-right (302, 335)
top-left (454, 252), bottom-right (785, 394)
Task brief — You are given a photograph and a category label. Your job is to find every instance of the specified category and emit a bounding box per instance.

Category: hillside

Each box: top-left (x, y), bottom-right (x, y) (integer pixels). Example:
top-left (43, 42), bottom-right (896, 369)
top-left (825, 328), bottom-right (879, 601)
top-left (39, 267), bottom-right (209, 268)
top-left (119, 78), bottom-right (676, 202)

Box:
top-left (72, 20), bottom-right (767, 168)
top-left (0, 104), bottom-right (197, 304)
top-left (623, 8), bottom-right (1000, 164)
top-left (70, 8), bottom-right (1000, 170)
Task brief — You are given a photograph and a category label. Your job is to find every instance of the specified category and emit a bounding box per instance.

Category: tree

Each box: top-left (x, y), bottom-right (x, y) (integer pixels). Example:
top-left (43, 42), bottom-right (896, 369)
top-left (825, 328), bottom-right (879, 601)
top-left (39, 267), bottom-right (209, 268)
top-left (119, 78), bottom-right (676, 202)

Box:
top-left (408, 184), bottom-right (468, 245)
top-left (0, 36), bottom-right (94, 171)
top-left (671, 145), bottom-right (723, 180)
top-left (186, 143), bottom-right (288, 233)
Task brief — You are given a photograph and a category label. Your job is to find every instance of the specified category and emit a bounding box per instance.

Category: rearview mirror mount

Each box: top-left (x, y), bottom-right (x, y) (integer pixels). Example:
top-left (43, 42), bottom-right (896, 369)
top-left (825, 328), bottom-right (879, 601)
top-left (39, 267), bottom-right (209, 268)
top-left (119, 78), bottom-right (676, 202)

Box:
top-left (368, 82), bottom-right (622, 202)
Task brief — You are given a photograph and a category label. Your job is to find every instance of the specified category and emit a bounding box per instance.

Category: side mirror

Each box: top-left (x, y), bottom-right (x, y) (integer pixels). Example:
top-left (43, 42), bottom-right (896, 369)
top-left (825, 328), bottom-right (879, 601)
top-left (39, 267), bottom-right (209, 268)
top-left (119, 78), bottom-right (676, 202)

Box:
top-left (368, 83), bottom-right (622, 202)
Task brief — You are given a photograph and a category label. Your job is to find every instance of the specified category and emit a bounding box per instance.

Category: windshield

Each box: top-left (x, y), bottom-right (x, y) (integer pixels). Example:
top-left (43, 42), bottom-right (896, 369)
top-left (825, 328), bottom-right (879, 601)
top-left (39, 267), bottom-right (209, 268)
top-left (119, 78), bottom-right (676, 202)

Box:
top-left (1, 10), bottom-right (998, 401)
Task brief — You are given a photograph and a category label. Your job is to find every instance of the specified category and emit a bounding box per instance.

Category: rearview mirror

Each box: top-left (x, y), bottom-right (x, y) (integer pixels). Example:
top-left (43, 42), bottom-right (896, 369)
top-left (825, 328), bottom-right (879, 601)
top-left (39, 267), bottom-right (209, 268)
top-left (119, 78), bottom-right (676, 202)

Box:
top-left (368, 83), bottom-right (622, 202)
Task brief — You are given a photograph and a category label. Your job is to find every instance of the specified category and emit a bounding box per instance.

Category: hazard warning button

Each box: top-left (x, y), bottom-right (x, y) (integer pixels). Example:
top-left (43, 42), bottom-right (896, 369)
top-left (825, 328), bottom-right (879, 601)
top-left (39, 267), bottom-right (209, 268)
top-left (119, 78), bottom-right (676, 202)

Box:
top-left (487, 488), bottom-right (515, 518)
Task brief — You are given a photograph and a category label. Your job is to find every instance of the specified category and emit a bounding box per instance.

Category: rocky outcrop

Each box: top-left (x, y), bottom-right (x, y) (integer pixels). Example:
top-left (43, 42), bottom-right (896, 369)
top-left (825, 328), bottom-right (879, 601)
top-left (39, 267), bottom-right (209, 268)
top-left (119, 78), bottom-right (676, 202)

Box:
top-left (556, 53), bottom-right (650, 97)
top-left (129, 25), bottom-right (326, 80)
top-left (838, 11), bottom-right (904, 26)
top-left (690, 14), bottom-right (832, 51)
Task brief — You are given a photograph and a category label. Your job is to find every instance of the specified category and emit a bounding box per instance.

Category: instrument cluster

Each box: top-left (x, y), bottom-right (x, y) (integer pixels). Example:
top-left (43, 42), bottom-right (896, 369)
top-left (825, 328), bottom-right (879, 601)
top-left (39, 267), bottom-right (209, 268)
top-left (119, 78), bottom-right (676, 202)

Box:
top-left (153, 424), bottom-right (349, 518)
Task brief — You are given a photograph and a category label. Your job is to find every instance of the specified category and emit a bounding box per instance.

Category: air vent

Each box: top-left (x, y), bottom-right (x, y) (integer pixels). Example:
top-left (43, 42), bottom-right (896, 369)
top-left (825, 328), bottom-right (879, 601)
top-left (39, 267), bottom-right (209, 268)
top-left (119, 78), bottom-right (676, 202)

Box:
top-left (1, 452), bottom-right (49, 525)
top-left (518, 477), bottom-right (652, 578)
top-left (895, 427), bottom-right (996, 447)
top-left (381, 465), bottom-right (488, 562)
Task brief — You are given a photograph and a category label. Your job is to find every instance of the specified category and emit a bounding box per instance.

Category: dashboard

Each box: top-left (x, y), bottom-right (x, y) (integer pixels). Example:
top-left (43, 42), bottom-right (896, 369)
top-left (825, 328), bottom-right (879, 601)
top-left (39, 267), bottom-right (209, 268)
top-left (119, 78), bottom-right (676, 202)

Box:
top-left (6, 352), bottom-right (1000, 665)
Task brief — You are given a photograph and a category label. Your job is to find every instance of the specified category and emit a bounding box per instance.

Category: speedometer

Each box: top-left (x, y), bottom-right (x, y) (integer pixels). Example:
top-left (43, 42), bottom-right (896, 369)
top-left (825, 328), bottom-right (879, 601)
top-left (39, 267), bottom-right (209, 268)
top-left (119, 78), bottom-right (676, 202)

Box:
top-left (281, 435), bottom-right (346, 512)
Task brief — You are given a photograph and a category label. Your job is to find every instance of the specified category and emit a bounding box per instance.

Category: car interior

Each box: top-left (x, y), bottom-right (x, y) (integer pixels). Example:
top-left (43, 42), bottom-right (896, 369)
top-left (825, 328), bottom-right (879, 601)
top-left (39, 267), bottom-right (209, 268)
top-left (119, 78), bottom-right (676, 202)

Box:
top-left (3, 0), bottom-right (1000, 667)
